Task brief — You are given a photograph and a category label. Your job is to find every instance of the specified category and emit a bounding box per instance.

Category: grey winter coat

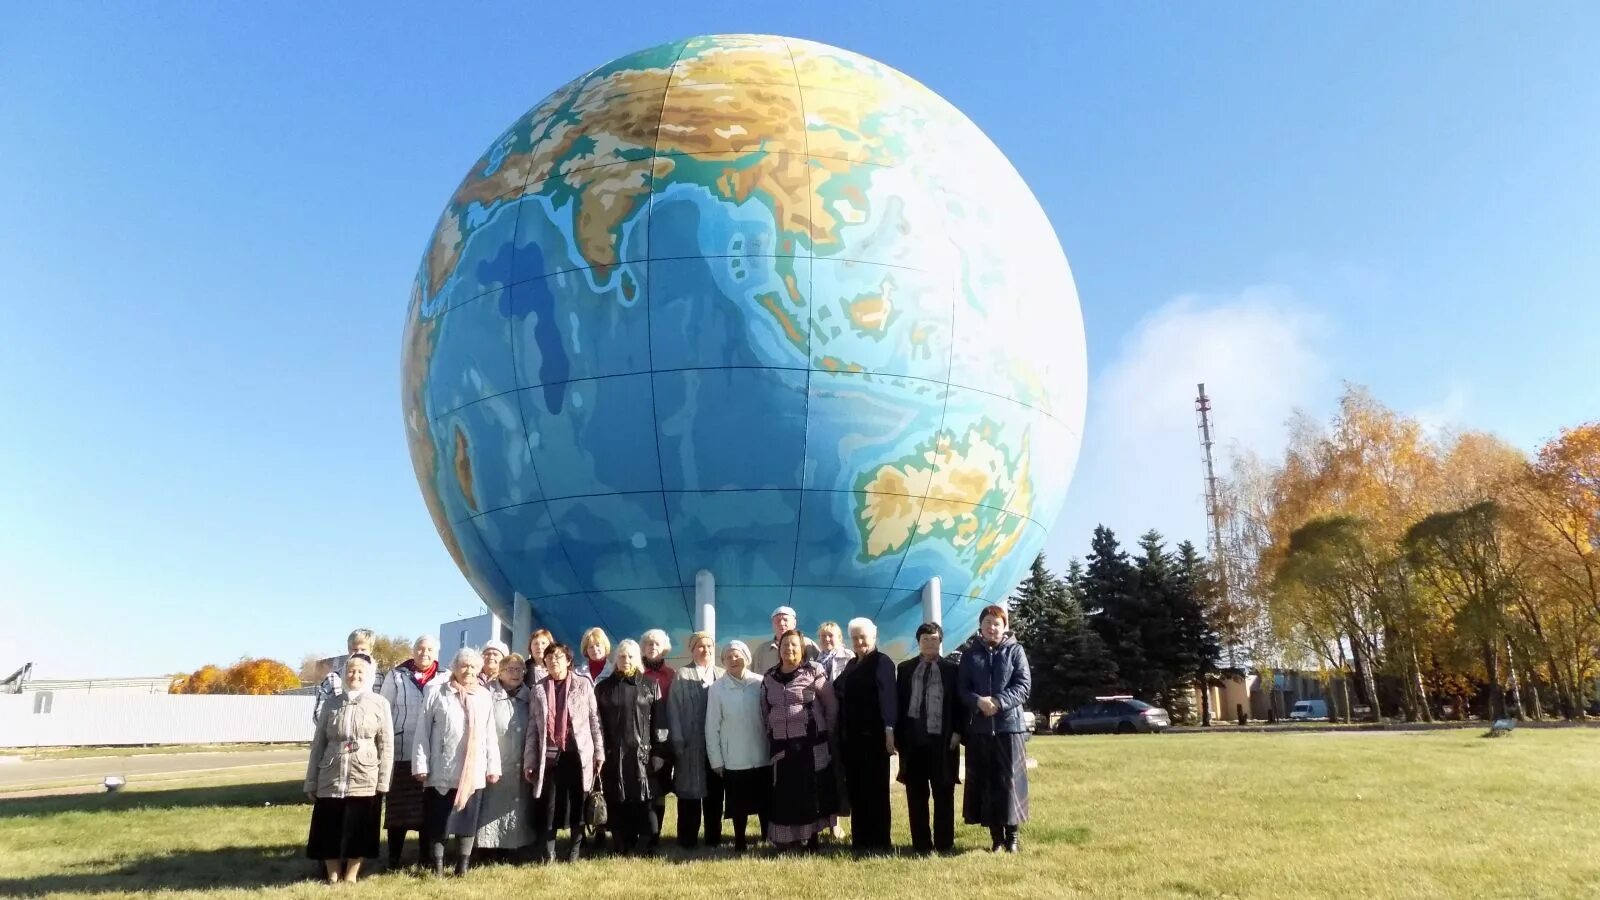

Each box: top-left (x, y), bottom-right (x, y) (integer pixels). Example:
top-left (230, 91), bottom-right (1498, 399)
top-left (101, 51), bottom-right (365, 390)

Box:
top-left (667, 663), bottom-right (723, 799)
top-left (475, 681), bottom-right (533, 849)
top-left (414, 679), bottom-right (502, 791)
top-left (305, 691), bottom-right (393, 798)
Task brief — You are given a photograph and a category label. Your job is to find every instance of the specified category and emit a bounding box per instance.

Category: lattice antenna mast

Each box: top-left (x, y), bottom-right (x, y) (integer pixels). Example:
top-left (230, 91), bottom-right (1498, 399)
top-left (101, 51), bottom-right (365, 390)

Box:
top-left (1195, 383), bottom-right (1238, 668)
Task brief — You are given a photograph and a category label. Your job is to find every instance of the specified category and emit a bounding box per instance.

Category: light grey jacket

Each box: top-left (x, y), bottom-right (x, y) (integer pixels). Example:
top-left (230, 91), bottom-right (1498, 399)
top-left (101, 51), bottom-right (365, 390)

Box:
top-left (475, 681), bottom-right (533, 849)
top-left (305, 691), bottom-right (393, 798)
top-left (667, 663), bottom-right (723, 799)
top-left (379, 664), bottom-right (434, 763)
top-left (705, 670), bottom-right (770, 772)
top-left (413, 680), bottom-right (501, 792)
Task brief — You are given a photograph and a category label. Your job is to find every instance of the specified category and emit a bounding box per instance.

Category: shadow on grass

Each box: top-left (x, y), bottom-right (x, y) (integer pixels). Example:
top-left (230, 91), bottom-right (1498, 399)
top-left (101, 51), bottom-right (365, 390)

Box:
top-left (0, 780), bottom-right (305, 819)
top-left (0, 844), bottom-right (310, 896)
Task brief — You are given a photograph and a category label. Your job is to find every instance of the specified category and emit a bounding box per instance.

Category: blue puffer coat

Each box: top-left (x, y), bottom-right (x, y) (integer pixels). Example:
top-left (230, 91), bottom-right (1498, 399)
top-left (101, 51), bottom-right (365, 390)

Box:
top-left (957, 635), bottom-right (1031, 736)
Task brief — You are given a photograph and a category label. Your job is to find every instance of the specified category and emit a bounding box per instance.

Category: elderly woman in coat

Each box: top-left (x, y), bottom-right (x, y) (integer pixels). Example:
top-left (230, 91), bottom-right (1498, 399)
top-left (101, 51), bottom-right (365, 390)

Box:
top-left (837, 616), bottom-right (898, 854)
top-left (525, 642), bottom-right (604, 862)
top-left (896, 622), bottom-right (963, 854)
top-left (304, 654), bottom-right (392, 884)
top-left (595, 639), bottom-right (668, 856)
top-left (959, 605), bottom-right (1032, 854)
top-left (668, 631), bottom-right (723, 849)
top-left (378, 634), bottom-right (439, 868)
top-left (474, 653), bottom-right (533, 858)
top-left (414, 647), bottom-right (501, 877)
top-left (762, 629), bottom-right (839, 852)
top-left (706, 640), bottom-right (770, 852)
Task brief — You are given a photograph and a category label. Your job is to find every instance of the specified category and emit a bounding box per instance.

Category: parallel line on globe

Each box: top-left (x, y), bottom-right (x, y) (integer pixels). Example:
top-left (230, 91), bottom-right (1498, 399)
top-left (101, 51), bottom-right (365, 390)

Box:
top-left (457, 489), bottom-right (1052, 543)
top-left (428, 369), bottom-right (1078, 433)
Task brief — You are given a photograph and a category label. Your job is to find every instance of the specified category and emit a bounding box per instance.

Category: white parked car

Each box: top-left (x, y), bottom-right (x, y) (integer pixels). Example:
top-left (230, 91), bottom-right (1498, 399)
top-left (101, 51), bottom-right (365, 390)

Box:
top-left (1289, 699), bottom-right (1329, 721)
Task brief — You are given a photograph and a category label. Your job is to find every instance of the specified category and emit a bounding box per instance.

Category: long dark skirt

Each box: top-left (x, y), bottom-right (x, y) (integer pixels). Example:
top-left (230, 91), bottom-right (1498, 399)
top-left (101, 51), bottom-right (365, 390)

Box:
top-left (536, 749), bottom-right (584, 836)
top-left (843, 739), bottom-right (892, 850)
top-left (306, 795), bottom-right (382, 860)
top-left (422, 786), bottom-right (484, 842)
top-left (768, 736), bottom-right (837, 844)
top-left (721, 765), bottom-right (771, 819)
top-left (384, 760), bottom-right (426, 831)
top-left (963, 733), bottom-right (1029, 827)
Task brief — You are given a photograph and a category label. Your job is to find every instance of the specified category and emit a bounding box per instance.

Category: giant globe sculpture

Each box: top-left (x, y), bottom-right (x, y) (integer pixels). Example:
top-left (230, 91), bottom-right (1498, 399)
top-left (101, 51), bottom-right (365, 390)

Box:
top-left (402, 34), bottom-right (1086, 656)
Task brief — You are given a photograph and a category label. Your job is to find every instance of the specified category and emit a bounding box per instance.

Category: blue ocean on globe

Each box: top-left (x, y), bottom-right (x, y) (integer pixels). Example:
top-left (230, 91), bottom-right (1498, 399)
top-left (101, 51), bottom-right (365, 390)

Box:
top-left (402, 34), bottom-right (1086, 658)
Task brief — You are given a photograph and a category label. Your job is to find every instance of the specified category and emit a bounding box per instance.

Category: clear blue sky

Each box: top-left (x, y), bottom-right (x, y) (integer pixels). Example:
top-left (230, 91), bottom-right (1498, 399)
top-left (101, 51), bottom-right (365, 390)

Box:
top-left (3, 3), bottom-right (1596, 677)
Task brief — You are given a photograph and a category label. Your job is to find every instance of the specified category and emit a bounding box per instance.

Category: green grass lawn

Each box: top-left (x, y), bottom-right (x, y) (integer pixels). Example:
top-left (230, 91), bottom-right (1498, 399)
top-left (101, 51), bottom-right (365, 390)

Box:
top-left (2, 730), bottom-right (1597, 899)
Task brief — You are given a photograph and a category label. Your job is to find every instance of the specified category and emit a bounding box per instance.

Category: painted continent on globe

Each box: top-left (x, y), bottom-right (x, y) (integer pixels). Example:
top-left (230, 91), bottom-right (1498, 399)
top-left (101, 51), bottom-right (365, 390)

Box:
top-left (402, 34), bottom-right (1086, 655)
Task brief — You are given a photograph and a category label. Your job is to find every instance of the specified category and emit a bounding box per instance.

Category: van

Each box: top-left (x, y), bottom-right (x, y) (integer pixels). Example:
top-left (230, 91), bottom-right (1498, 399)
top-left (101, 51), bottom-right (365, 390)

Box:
top-left (1289, 699), bottom-right (1329, 721)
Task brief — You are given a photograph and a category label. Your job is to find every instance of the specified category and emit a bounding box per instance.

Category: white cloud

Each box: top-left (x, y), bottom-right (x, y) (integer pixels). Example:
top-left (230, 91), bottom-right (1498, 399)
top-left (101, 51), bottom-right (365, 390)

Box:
top-left (1414, 382), bottom-right (1472, 439)
top-left (1044, 286), bottom-right (1330, 561)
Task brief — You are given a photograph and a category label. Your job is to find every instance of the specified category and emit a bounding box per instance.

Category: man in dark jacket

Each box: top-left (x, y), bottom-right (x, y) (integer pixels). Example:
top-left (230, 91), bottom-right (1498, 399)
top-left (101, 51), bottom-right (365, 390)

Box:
top-left (895, 621), bottom-right (962, 854)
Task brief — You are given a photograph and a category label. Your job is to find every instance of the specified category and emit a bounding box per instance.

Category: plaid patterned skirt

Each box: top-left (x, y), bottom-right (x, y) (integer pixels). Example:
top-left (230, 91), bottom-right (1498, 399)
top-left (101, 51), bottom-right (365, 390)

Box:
top-left (962, 733), bottom-right (1029, 827)
top-left (384, 760), bottom-right (426, 831)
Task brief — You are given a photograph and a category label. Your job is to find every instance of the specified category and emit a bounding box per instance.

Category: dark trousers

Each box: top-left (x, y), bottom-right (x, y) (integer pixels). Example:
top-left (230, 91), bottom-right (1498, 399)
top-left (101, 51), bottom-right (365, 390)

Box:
top-left (902, 743), bottom-right (955, 851)
top-left (535, 749), bottom-right (583, 842)
top-left (675, 769), bottom-right (724, 848)
top-left (843, 738), bottom-right (892, 851)
top-left (610, 800), bottom-right (657, 854)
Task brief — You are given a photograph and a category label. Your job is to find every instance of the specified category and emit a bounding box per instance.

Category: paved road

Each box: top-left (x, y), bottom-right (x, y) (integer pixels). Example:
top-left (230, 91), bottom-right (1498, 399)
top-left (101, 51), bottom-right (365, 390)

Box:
top-left (0, 749), bottom-right (306, 792)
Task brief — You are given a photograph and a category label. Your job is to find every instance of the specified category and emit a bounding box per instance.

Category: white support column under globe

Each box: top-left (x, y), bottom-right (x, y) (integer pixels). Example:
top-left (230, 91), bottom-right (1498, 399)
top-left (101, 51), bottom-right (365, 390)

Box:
top-left (512, 591), bottom-right (532, 658)
top-left (921, 576), bottom-right (942, 629)
top-left (694, 570), bottom-right (716, 640)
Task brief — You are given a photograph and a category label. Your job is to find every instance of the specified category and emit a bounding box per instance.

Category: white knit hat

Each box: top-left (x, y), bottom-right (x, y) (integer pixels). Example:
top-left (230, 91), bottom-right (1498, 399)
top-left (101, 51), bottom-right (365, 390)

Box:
top-left (724, 640), bottom-right (753, 664)
top-left (482, 639), bottom-right (510, 657)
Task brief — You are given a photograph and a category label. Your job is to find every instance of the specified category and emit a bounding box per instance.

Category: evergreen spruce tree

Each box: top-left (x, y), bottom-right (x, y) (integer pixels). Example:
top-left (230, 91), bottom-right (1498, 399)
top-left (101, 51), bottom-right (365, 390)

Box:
top-left (1133, 530), bottom-right (1181, 707)
top-left (1173, 541), bottom-right (1224, 725)
top-left (1057, 558), bottom-right (1119, 708)
top-left (1084, 525), bottom-right (1145, 697)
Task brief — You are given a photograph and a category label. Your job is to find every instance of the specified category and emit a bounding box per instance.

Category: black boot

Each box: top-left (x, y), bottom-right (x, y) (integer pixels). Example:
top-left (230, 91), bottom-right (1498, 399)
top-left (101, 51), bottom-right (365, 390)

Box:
top-left (990, 826), bottom-right (1005, 852)
top-left (565, 836), bottom-right (583, 863)
top-left (1004, 826), bottom-right (1021, 854)
top-left (429, 843), bottom-right (446, 877)
top-left (386, 830), bottom-right (405, 869)
top-left (455, 838), bottom-right (474, 876)
top-left (541, 839), bottom-right (557, 863)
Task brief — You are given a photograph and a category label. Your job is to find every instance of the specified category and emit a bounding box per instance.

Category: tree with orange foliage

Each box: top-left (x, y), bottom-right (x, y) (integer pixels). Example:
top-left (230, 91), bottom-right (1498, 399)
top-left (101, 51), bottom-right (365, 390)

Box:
top-left (169, 659), bottom-right (300, 695)
top-left (224, 658), bottom-right (301, 695)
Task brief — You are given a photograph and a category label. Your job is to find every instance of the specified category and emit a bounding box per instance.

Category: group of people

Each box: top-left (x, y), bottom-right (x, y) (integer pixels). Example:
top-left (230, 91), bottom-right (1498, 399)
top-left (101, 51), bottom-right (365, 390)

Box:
top-left (303, 604), bottom-right (1032, 883)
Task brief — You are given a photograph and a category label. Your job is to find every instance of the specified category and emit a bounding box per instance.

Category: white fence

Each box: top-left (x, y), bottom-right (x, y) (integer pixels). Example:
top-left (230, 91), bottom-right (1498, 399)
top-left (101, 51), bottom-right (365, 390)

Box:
top-left (0, 692), bottom-right (316, 748)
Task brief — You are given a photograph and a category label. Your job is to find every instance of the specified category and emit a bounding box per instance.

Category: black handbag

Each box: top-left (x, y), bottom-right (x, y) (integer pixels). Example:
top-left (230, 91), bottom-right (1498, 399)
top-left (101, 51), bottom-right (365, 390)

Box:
top-left (583, 788), bottom-right (608, 835)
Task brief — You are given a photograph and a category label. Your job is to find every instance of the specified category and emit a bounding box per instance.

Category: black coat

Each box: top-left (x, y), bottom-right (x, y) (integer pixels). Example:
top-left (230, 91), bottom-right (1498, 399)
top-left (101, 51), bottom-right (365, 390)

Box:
top-left (895, 656), bottom-right (962, 787)
top-left (594, 671), bottom-right (667, 803)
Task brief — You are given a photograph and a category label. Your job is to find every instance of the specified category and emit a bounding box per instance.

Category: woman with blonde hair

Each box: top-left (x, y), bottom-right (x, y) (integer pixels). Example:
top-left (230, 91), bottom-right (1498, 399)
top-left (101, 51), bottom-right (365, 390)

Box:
top-left (304, 653), bottom-right (392, 883)
top-left (594, 639), bottom-right (668, 855)
top-left (706, 640), bottom-right (769, 852)
top-left (414, 647), bottom-right (501, 876)
top-left (668, 631), bottom-right (723, 848)
top-left (578, 627), bottom-right (614, 683)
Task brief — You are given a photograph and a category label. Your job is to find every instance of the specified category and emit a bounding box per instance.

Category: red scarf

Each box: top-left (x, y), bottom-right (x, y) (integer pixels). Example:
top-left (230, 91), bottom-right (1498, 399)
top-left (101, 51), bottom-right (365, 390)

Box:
top-left (545, 677), bottom-right (570, 753)
top-left (403, 659), bottom-right (440, 688)
top-left (587, 658), bottom-right (605, 680)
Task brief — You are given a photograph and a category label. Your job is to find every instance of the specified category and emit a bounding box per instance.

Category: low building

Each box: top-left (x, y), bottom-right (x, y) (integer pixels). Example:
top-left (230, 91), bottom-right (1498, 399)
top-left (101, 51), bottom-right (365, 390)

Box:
top-left (439, 611), bottom-right (511, 654)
